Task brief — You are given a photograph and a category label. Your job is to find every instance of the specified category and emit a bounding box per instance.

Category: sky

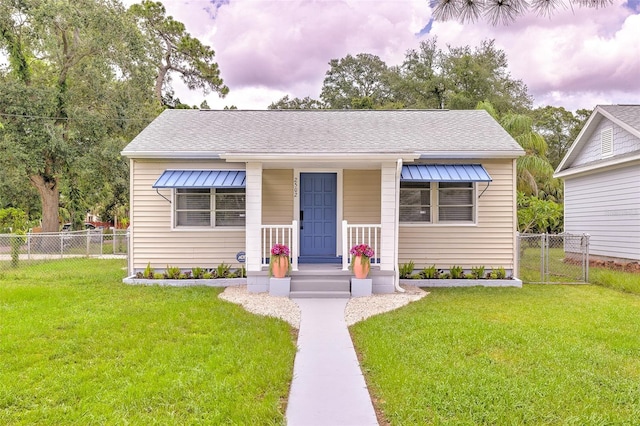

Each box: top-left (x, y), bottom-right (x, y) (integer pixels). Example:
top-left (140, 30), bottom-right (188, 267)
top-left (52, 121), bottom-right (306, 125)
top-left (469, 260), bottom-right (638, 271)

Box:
top-left (127, 0), bottom-right (640, 112)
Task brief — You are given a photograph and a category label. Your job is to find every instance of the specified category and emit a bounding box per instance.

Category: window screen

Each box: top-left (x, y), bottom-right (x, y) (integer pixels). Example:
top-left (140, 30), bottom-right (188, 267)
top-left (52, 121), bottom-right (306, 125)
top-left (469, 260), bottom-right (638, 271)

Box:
top-left (215, 188), bottom-right (246, 226)
top-left (174, 188), bottom-right (246, 227)
top-left (400, 182), bottom-right (431, 222)
top-left (438, 182), bottom-right (473, 222)
top-left (176, 189), bottom-right (211, 226)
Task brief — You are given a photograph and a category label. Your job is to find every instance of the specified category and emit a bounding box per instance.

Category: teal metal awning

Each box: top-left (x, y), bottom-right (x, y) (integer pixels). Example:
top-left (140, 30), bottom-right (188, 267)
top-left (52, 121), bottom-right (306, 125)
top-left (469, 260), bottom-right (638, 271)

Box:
top-left (401, 164), bottom-right (492, 182)
top-left (153, 170), bottom-right (246, 188)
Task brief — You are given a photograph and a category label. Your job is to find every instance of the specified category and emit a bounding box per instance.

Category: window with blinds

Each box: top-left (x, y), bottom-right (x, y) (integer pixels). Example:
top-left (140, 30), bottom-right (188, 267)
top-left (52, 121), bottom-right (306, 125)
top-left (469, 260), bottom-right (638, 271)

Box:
top-left (400, 182), bottom-right (431, 222)
top-left (400, 181), bottom-right (475, 224)
top-left (175, 188), bottom-right (245, 227)
top-left (214, 188), bottom-right (246, 226)
top-left (438, 182), bottom-right (473, 222)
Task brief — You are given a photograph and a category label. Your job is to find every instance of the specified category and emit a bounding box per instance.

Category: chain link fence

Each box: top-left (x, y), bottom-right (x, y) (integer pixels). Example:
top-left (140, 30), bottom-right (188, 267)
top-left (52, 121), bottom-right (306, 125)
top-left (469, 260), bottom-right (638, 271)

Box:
top-left (517, 233), bottom-right (590, 284)
top-left (0, 230), bottom-right (128, 272)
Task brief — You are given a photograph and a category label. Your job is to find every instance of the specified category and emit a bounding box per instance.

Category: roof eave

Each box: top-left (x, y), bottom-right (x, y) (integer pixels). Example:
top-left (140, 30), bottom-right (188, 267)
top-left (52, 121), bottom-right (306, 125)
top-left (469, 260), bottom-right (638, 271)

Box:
top-left (121, 151), bottom-right (222, 159)
top-left (220, 152), bottom-right (421, 162)
top-left (554, 152), bottom-right (640, 179)
top-left (418, 150), bottom-right (524, 159)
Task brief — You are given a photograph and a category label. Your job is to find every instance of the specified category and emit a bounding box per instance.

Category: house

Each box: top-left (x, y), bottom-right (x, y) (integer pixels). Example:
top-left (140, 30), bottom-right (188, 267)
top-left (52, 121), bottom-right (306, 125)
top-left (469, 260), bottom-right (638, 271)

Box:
top-left (554, 105), bottom-right (640, 263)
top-left (121, 109), bottom-right (524, 293)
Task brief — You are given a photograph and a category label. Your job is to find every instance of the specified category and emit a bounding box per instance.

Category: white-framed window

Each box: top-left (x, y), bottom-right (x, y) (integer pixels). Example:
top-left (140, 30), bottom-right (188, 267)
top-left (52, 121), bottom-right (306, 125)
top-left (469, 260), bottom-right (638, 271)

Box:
top-left (174, 188), bottom-right (245, 228)
top-left (400, 181), bottom-right (475, 224)
top-left (400, 182), bottom-right (431, 222)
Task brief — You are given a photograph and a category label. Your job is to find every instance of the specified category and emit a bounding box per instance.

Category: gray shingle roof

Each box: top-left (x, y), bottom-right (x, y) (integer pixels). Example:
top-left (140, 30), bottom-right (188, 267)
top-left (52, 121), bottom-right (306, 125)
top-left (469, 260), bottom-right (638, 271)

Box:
top-left (122, 109), bottom-right (524, 157)
top-left (598, 105), bottom-right (640, 134)
top-left (554, 104), bottom-right (640, 176)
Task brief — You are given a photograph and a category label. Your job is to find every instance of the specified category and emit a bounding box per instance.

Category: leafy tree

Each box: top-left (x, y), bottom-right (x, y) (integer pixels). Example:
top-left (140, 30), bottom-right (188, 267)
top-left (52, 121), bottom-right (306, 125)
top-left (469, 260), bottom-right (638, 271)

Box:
top-left (129, 0), bottom-right (229, 106)
top-left (430, 0), bottom-right (614, 26)
top-left (0, 207), bottom-right (29, 267)
top-left (477, 102), bottom-right (560, 200)
top-left (0, 0), bottom-right (156, 232)
top-left (442, 40), bottom-right (532, 114)
top-left (320, 53), bottom-right (393, 109)
top-left (282, 39), bottom-right (530, 114)
top-left (268, 95), bottom-right (324, 110)
top-left (390, 38), bottom-right (446, 109)
top-left (0, 207), bottom-right (28, 234)
top-left (531, 106), bottom-right (588, 169)
top-left (517, 192), bottom-right (563, 234)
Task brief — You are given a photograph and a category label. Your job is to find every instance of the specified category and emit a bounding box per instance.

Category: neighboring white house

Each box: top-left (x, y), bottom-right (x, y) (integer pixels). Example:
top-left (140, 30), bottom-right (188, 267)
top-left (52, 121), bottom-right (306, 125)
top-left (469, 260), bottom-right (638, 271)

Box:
top-left (555, 105), bottom-right (640, 262)
top-left (121, 109), bottom-right (524, 292)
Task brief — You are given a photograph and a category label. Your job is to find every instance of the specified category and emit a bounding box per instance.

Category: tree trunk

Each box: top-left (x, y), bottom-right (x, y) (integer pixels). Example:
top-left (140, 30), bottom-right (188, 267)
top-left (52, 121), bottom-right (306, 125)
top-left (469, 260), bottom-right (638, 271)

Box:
top-left (29, 174), bottom-right (60, 232)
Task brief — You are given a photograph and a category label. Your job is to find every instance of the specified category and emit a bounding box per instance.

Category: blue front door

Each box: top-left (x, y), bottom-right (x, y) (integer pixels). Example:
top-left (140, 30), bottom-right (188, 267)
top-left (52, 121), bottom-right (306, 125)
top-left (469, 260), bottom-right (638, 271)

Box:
top-left (300, 173), bottom-right (337, 263)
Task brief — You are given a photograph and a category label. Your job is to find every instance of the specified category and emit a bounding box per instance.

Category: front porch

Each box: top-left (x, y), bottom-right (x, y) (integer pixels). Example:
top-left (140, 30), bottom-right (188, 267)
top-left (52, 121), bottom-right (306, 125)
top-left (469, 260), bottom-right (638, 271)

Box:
top-left (247, 263), bottom-right (396, 297)
top-left (246, 221), bottom-right (395, 296)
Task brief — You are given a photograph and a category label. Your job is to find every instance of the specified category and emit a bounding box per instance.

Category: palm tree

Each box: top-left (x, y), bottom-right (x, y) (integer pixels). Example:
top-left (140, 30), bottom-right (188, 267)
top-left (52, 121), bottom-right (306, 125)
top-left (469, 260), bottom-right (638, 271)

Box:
top-left (477, 101), bottom-right (560, 199)
top-left (430, 0), bottom-right (613, 26)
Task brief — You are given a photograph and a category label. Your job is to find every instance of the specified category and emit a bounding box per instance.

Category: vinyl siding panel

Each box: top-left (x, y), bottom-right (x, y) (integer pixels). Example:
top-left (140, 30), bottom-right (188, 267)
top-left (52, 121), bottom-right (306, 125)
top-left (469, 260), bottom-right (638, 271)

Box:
top-left (343, 170), bottom-right (381, 224)
top-left (571, 118), bottom-right (640, 168)
top-left (262, 169), bottom-right (294, 225)
top-left (398, 160), bottom-right (516, 270)
top-left (564, 164), bottom-right (640, 261)
top-left (130, 159), bottom-right (246, 271)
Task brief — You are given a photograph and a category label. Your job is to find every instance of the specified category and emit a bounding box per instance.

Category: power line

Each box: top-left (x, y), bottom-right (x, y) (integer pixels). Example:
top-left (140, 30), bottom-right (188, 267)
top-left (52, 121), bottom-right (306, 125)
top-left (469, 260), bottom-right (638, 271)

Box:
top-left (0, 112), bottom-right (158, 122)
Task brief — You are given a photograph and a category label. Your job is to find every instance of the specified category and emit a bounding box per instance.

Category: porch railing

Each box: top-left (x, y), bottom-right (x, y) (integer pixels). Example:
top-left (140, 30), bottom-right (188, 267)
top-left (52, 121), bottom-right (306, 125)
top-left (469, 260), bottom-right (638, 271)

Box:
top-left (261, 221), bottom-right (298, 271)
top-left (342, 221), bottom-right (381, 271)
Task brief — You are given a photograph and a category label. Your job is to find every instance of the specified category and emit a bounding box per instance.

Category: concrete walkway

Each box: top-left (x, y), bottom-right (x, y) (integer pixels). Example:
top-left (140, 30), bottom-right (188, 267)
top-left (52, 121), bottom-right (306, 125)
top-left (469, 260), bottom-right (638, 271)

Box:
top-left (286, 298), bottom-right (378, 426)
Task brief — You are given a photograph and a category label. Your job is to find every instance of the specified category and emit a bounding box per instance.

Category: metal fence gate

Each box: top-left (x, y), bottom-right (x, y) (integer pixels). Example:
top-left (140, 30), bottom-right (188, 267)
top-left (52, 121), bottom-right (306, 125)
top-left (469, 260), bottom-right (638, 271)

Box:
top-left (517, 233), bottom-right (590, 284)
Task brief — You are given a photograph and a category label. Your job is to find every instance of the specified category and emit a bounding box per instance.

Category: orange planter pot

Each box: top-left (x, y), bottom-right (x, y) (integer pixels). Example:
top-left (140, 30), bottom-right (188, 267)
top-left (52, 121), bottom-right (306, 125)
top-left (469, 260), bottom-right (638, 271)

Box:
top-left (271, 256), bottom-right (289, 278)
top-left (352, 255), bottom-right (370, 279)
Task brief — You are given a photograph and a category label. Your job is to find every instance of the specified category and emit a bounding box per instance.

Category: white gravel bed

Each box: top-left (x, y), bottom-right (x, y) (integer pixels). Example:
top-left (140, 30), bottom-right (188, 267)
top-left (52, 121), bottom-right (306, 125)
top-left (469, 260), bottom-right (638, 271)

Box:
top-left (219, 285), bottom-right (428, 329)
top-left (219, 285), bottom-right (302, 328)
top-left (344, 285), bottom-right (428, 326)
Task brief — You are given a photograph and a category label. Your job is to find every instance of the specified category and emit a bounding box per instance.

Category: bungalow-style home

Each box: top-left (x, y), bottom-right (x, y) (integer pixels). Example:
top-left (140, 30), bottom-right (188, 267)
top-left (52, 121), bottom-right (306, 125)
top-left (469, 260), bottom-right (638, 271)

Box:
top-left (121, 109), bottom-right (524, 295)
top-left (554, 104), bottom-right (640, 262)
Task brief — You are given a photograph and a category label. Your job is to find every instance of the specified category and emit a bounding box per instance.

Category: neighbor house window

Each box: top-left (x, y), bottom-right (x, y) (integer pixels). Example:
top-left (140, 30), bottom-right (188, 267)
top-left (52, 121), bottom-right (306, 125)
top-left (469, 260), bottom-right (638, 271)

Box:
top-left (400, 181), bottom-right (475, 223)
top-left (175, 188), bottom-right (245, 227)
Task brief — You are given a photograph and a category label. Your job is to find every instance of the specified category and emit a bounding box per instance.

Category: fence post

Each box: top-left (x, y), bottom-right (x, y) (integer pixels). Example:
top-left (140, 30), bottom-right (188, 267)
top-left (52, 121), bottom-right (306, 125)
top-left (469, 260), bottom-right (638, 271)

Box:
top-left (583, 233), bottom-right (590, 283)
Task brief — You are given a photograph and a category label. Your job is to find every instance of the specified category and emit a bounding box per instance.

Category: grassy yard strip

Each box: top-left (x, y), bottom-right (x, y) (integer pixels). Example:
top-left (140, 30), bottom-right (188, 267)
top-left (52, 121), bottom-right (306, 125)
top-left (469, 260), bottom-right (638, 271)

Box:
top-left (351, 285), bottom-right (640, 425)
top-left (0, 259), bottom-right (296, 425)
top-left (589, 267), bottom-right (640, 295)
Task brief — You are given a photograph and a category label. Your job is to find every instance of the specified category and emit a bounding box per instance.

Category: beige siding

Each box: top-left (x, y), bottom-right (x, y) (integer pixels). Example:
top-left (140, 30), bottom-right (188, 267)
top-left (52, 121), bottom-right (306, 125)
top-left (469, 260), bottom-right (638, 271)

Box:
top-left (130, 159), bottom-right (246, 271)
top-left (343, 170), bottom-right (381, 224)
top-left (398, 160), bottom-right (516, 271)
top-left (262, 169), bottom-right (294, 224)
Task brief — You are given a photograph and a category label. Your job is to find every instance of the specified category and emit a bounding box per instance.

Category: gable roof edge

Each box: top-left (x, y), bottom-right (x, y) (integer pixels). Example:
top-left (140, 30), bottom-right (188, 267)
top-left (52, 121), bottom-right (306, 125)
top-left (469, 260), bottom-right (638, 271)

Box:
top-left (555, 107), bottom-right (601, 174)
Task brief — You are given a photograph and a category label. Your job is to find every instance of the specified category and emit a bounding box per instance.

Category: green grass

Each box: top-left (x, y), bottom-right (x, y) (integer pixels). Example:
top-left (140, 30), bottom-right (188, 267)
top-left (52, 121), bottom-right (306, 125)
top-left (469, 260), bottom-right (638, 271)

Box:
top-left (519, 247), bottom-right (586, 283)
top-left (0, 259), bottom-right (296, 425)
top-left (352, 285), bottom-right (640, 425)
top-left (589, 267), bottom-right (640, 295)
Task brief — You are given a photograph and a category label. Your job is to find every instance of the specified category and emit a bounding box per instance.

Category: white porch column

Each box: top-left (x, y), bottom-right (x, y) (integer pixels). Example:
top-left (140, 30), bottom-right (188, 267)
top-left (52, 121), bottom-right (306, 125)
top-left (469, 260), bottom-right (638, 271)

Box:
top-left (245, 162), bottom-right (263, 272)
top-left (380, 162), bottom-right (398, 271)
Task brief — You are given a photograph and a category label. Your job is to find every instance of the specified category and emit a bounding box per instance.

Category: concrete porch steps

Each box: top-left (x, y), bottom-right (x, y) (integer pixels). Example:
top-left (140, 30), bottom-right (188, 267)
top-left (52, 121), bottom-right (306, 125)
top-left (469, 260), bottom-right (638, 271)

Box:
top-left (290, 290), bottom-right (351, 299)
top-left (290, 274), bottom-right (351, 299)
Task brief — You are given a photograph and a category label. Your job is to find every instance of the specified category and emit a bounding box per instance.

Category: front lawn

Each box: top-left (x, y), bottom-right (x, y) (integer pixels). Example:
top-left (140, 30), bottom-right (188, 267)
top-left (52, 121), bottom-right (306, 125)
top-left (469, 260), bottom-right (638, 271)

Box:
top-left (352, 285), bottom-right (640, 425)
top-left (0, 259), bottom-right (296, 425)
